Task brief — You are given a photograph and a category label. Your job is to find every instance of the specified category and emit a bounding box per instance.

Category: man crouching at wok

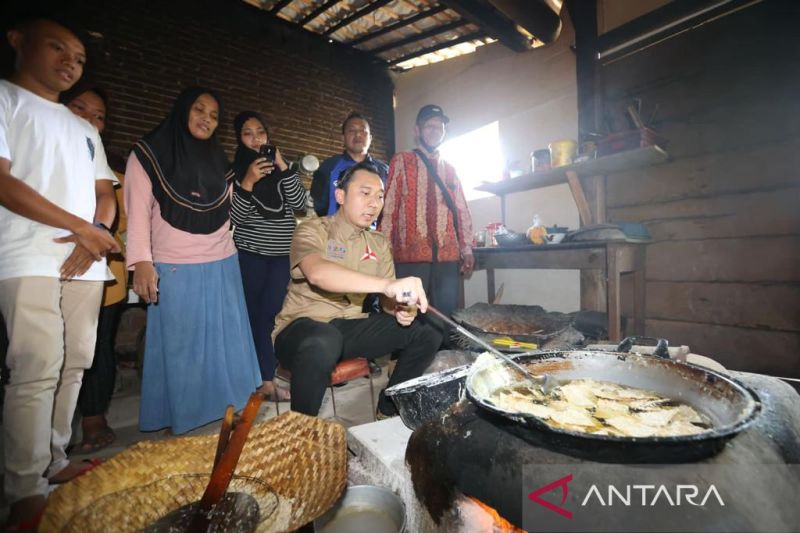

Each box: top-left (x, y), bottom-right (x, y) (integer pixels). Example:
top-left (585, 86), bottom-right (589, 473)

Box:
top-left (272, 161), bottom-right (441, 418)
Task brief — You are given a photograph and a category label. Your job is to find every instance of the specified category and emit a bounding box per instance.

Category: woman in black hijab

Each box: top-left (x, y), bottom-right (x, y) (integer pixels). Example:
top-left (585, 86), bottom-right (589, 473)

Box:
top-left (229, 111), bottom-right (305, 401)
top-left (125, 88), bottom-right (261, 435)
top-left (131, 87), bottom-right (231, 234)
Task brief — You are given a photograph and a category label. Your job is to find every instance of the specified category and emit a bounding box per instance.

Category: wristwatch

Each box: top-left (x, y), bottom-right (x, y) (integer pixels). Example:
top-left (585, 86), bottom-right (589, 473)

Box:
top-left (94, 222), bottom-right (113, 234)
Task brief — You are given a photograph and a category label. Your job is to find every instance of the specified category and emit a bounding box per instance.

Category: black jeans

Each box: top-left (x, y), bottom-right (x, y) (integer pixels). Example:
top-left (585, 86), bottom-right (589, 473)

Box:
top-left (78, 301), bottom-right (124, 417)
top-left (238, 250), bottom-right (290, 382)
top-left (396, 261), bottom-right (460, 347)
top-left (274, 313), bottom-right (441, 416)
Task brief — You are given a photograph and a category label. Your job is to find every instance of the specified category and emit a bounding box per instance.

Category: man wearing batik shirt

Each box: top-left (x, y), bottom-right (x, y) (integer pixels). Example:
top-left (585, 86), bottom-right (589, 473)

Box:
top-left (273, 161), bottom-right (440, 418)
top-left (379, 104), bottom-right (474, 343)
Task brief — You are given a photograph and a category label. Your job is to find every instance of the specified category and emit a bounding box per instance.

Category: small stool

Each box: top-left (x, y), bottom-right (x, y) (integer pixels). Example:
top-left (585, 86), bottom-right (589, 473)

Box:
top-left (274, 358), bottom-right (376, 421)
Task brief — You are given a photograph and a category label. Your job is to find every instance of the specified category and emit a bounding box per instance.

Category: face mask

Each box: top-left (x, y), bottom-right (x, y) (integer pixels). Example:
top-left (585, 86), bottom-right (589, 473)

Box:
top-left (419, 137), bottom-right (440, 153)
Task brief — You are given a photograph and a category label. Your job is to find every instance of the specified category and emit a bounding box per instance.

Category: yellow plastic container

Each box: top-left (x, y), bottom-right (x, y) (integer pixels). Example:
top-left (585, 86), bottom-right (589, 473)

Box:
top-left (527, 224), bottom-right (547, 245)
top-left (548, 139), bottom-right (578, 168)
top-left (527, 215), bottom-right (548, 245)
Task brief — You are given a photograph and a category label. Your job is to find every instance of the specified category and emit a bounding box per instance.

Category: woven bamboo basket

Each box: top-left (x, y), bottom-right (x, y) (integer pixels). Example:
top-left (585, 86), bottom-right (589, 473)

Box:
top-left (40, 412), bottom-right (347, 532)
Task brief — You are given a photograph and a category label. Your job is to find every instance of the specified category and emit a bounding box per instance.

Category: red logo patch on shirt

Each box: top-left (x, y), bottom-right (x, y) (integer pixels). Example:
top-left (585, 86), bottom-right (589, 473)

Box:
top-left (361, 244), bottom-right (378, 262)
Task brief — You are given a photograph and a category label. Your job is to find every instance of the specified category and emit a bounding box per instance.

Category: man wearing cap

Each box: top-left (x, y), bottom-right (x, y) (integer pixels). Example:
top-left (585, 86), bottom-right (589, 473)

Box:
top-left (273, 161), bottom-right (440, 418)
top-left (311, 112), bottom-right (389, 217)
top-left (379, 105), bottom-right (474, 344)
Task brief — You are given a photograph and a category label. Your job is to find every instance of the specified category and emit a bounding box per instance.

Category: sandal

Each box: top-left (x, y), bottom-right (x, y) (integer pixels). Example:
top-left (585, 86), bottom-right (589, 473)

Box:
top-left (258, 381), bottom-right (291, 402)
top-left (271, 384), bottom-right (291, 402)
top-left (78, 426), bottom-right (116, 453)
top-left (48, 458), bottom-right (104, 485)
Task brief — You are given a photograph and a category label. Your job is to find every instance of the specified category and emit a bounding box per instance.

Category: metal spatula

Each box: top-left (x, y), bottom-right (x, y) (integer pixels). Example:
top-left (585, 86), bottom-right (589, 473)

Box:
top-left (426, 304), bottom-right (558, 394)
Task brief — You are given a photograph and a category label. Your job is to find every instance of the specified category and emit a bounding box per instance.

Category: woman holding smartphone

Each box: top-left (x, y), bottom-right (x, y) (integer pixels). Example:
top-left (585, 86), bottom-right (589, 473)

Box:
top-left (229, 111), bottom-right (305, 401)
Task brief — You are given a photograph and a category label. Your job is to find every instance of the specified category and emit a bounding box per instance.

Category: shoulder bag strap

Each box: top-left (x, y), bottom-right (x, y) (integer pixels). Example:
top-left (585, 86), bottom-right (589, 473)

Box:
top-left (413, 149), bottom-right (460, 239)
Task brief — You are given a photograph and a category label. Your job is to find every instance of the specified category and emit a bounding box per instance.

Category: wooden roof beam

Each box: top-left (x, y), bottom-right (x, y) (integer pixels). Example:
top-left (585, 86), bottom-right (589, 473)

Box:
top-left (298, 0), bottom-right (342, 27)
top-left (439, 0), bottom-right (532, 51)
top-left (269, 0), bottom-right (293, 14)
top-left (346, 5), bottom-right (448, 46)
top-left (387, 30), bottom-right (484, 66)
top-left (369, 19), bottom-right (467, 55)
top-left (322, 0), bottom-right (394, 36)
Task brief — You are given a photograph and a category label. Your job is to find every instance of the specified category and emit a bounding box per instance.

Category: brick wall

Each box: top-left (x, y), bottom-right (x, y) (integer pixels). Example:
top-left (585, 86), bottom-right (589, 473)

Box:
top-left (24, 0), bottom-right (396, 164)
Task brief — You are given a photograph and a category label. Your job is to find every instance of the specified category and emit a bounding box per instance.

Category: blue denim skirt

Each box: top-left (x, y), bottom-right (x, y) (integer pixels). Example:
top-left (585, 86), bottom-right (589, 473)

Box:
top-left (139, 254), bottom-right (261, 434)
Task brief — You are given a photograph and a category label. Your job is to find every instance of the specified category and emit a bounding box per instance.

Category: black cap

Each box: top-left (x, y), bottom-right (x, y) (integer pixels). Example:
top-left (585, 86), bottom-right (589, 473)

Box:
top-left (416, 104), bottom-right (450, 125)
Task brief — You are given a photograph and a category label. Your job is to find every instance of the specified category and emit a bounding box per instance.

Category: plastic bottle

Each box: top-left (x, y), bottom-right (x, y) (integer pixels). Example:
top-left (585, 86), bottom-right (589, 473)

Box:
top-left (527, 215), bottom-right (548, 245)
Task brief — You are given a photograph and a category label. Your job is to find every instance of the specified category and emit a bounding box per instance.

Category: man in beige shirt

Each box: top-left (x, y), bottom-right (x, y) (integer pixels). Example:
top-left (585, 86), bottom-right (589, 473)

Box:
top-left (274, 161), bottom-right (441, 417)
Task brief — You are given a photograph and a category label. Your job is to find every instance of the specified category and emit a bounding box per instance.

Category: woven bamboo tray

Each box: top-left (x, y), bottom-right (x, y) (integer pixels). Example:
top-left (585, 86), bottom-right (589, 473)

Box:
top-left (41, 412), bottom-right (347, 532)
top-left (452, 303), bottom-right (574, 340)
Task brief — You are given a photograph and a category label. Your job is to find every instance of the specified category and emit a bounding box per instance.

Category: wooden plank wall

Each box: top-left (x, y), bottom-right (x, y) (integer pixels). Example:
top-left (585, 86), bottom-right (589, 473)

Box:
top-left (599, 1), bottom-right (800, 377)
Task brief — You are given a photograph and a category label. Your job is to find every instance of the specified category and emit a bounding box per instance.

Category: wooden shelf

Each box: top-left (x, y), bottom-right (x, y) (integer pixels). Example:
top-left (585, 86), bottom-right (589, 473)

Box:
top-left (475, 145), bottom-right (668, 195)
top-left (465, 145), bottom-right (669, 341)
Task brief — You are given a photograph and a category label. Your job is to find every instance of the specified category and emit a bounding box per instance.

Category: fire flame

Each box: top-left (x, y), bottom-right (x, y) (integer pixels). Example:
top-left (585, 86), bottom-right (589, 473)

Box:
top-left (467, 496), bottom-right (527, 532)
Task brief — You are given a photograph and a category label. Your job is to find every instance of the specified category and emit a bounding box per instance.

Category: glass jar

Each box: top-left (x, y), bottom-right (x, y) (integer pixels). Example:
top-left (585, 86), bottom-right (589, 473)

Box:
top-left (474, 230), bottom-right (487, 247)
top-left (531, 149), bottom-right (551, 172)
top-left (486, 222), bottom-right (504, 247)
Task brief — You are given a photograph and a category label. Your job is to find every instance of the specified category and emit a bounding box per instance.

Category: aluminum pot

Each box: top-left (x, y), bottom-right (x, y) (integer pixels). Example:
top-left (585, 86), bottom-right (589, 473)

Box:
top-left (314, 485), bottom-right (405, 533)
top-left (465, 349), bottom-right (762, 462)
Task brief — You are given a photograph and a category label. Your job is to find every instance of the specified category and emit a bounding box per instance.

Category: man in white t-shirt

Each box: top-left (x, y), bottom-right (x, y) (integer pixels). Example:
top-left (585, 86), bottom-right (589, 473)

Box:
top-left (0, 16), bottom-right (119, 529)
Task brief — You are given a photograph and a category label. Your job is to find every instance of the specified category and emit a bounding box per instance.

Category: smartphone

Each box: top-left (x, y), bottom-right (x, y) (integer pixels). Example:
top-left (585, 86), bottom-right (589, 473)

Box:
top-left (259, 143), bottom-right (276, 163)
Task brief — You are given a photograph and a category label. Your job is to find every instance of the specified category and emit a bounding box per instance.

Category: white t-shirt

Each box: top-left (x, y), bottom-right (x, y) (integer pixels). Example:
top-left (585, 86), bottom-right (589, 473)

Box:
top-left (0, 79), bottom-right (117, 281)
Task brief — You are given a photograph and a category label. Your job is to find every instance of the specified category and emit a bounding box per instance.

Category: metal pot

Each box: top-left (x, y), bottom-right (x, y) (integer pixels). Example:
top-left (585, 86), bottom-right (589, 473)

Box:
top-left (465, 348), bottom-right (762, 462)
top-left (314, 485), bottom-right (405, 533)
top-left (385, 364), bottom-right (472, 430)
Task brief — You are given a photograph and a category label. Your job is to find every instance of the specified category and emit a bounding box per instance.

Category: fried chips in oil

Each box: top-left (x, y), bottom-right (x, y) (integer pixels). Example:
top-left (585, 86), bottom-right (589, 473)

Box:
top-left (491, 379), bottom-right (711, 438)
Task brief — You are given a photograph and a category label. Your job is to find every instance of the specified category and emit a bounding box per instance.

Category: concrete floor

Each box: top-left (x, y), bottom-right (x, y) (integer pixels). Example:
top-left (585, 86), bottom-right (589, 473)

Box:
top-left (0, 357), bottom-right (390, 524)
top-left (73, 358), bottom-right (388, 455)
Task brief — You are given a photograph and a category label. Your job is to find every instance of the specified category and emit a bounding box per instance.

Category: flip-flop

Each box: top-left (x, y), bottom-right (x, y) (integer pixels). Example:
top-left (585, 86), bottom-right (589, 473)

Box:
top-left (265, 385), bottom-right (291, 403)
top-left (48, 458), bottom-right (104, 485)
top-left (78, 426), bottom-right (116, 453)
top-left (5, 512), bottom-right (43, 532)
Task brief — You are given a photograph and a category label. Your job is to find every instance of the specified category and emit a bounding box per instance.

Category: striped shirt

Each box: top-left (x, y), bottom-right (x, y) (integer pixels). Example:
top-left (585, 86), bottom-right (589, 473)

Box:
top-left (229, 169), bottom-right (307, 256)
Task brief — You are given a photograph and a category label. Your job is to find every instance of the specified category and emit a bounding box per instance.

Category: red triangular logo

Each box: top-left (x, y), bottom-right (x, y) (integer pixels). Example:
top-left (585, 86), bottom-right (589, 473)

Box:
top-left (528, 474), bottom-right (573, 519)
top-left (360, 244), bottom-right (378, 261)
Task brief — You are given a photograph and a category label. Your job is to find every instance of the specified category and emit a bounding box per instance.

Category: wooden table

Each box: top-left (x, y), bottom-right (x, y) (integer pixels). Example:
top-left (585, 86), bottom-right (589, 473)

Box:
top-left (467, 146), bottom-right (667, 341)
top-left (470, 241), bottom-right (646, 341)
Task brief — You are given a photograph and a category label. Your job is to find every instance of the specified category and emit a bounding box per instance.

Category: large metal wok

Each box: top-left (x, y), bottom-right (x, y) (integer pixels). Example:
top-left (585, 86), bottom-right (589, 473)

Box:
top-left (465, 347), bottom-right (762, 462)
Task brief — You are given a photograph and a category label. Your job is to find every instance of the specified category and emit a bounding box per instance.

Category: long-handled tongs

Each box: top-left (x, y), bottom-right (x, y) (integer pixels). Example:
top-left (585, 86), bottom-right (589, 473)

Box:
top-left (426, 304), bottom-right (558, 394)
